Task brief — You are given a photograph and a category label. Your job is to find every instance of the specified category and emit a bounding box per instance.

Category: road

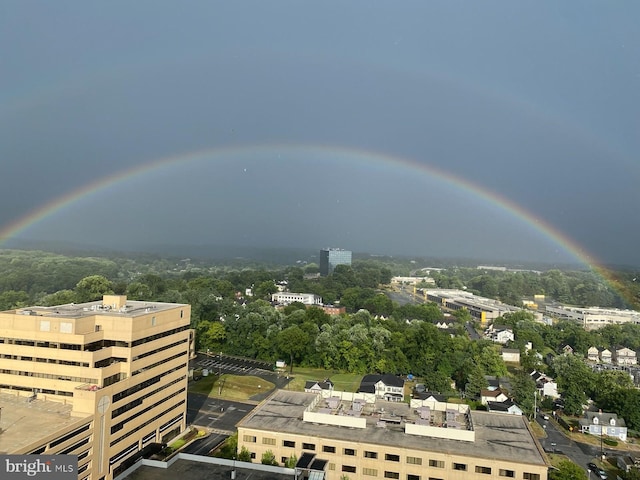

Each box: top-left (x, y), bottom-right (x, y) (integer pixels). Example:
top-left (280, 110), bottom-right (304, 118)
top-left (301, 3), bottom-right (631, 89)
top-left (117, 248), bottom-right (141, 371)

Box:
top-left (535, 413), bottom-right (613, 475)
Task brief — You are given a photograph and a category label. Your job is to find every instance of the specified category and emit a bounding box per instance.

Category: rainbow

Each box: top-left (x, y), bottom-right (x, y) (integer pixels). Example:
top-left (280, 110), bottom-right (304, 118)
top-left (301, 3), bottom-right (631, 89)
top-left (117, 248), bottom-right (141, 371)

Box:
top-left (0, 143), bottom-right (632, 304)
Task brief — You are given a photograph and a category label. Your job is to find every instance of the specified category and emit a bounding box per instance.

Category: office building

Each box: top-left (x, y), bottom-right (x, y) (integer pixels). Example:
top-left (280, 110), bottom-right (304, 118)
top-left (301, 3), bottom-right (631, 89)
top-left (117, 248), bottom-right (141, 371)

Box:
top-left (237, 390), bottom-right (548, 480)
top-left (0, 295), bottom-right (192, 480)
top-left (319, 248), bottom-right (352, 276)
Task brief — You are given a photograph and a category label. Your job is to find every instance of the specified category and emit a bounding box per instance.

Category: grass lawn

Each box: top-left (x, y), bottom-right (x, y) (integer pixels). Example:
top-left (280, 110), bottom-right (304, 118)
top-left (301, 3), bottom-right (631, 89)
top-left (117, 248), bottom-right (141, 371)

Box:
top-left (189, 374), bottom-right (274, 400)
top-left (284, 366), bottom-right (363, 392)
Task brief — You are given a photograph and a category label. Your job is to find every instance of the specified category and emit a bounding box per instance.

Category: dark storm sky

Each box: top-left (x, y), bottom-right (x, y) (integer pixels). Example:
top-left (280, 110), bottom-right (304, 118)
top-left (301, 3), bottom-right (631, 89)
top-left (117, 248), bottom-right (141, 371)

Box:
top-left (1, 1), bottom-right (639, 266)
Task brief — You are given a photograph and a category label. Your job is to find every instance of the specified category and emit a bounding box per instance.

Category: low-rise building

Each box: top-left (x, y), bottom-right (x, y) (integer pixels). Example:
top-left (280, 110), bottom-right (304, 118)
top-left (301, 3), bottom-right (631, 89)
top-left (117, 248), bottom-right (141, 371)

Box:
top-left (579, 411), bottom-right (627, 442)
top-left (587, 347), bottom-right (600, 362)
top-left (615, 347), bottom-right (637, 366)
top-left (502, 348), bottom-right (521, 363)
top-left (545, 305), bottom-right (640, 331)
top-left (358, 374), bottom-right (405, 402)
top-left (271, 292), bottom-right (322, 306)
top-left (237, 390), bottom-right (549, 480)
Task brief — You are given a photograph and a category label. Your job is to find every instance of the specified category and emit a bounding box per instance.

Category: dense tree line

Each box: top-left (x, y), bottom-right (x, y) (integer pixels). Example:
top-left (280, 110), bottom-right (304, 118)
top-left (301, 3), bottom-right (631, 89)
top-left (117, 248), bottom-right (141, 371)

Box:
top-left (1, 249), bottom-right (639, 428)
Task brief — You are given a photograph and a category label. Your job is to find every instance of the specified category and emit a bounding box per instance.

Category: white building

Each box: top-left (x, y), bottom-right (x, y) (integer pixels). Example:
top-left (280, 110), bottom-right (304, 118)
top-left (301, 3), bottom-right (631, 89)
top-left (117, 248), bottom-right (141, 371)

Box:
top-left (545, 305), bottom-right (640, 331)
top-left (271, 292), bottom-right (322, 306)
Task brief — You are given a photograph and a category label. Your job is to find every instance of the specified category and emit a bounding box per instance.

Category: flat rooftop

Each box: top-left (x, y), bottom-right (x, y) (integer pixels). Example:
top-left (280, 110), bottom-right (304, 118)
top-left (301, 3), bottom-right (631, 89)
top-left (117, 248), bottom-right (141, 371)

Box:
top-left (14, 299), bottom-right (187, 319)
top-left (123, 458), bottom-right (293, 480)
top-left (239, 391), bottom-right (547, 467)
top-left (0, 392), bottom-right (85, 454)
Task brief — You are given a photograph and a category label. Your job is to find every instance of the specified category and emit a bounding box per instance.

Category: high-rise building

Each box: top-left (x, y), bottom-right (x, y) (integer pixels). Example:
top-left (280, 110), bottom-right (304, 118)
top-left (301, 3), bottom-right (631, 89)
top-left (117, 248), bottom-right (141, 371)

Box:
top-left (0, 295), bottom-right (193, 480)
top-left (319, 248), bottom-right (352, 276)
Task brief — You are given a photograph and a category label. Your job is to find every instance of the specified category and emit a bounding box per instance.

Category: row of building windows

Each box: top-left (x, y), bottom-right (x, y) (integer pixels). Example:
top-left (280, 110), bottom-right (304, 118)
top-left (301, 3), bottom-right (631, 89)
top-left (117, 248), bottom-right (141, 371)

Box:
top-left (0, 354), bottom-right (90, 367)
top-left (111, 387), bottom-right (185, 434)
top-left (131, 338), bottom-right (188, 362)
top-left (111, 376), bottom-right (185, 419)
top-left (0, 369), bottom-right (97, 384)
top-left (131, 326), bottom-right (190, 348)
top-left (110, 399), bottom-right (186, 447)
top-left (0, 384), bottom-right (73, 397)
top-left (131, 350), bottom-right (187, 377)
top-left (112, 364), bottom-right (184, 404)
top-left (256, 437), bottom-right (539, 480)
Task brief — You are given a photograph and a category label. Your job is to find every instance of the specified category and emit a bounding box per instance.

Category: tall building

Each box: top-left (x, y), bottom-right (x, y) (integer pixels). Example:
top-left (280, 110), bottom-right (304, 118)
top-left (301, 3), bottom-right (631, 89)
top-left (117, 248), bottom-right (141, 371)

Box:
top-left (237, 390), bottom-right (549, 480)
top-left (0, 295), bottom-right (193, 480)
top-left (319, 248), bottom-right (352, 276)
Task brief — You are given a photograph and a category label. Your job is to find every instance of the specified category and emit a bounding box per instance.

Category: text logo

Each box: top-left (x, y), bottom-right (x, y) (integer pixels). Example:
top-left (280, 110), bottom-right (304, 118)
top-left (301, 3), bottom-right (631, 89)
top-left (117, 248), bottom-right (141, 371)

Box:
top-left (0, 456), bottom-right (77, 479)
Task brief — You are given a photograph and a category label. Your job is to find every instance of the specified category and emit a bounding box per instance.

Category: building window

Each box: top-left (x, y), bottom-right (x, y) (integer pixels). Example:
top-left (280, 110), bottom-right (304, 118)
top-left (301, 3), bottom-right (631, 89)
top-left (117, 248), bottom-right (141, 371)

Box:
top-left (428, 460), bottom-right (444, 468)
top-left (302, 443), bottom-right (316, 451)
top-left (406, 456), bottom-right (422, 465)
top-left (344, 448), bottom-right (356, 456)
top-left (385, 472), bottom-right (400, 479)
top-left (363, 468), bottom-right (378, 476)
top-left (281, 457), bottom-right (288, 464)
top-left (364, 451), bottom-right (378, 459)
top-left (342, 465), bottom-right (357, 473)
top-left (523, 474), bottom-right (540, 480)
top-left (428, 478), bottom-right (444, 480)
top-left (328, 463), bottom-right (336, 471)
top-left (407, 475), bottom-right (421, 480)
top-left (283, 440), bottom-right (295, 448)
top-left (262, 437), bottom-right (275, 445)
top-left (243, 435), bottom-right (256, 443)
top-left (250, 452), bottom-right (256, 459)
top-left (323, 445), bottom-right (336, 453)
top-left (499, 469), bottom-right (515, 477)
top-left (180, 310), bottom-right (184, 318)
top-left (151, 316), bottom-right (156, 326)
top-left (476, 466), bottom-right (492, 474)
top-left (385, 454), bottom-right (400, 462)
top-left (453, 463), bottom-right (467, 471)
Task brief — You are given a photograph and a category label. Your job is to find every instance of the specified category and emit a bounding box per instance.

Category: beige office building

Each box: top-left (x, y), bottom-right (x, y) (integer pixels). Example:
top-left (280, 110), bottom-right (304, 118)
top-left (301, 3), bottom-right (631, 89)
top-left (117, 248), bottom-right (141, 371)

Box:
top-left (0, 295), bottom-right (192, 480)
top-left (238, 390), bottom-right (549, 480)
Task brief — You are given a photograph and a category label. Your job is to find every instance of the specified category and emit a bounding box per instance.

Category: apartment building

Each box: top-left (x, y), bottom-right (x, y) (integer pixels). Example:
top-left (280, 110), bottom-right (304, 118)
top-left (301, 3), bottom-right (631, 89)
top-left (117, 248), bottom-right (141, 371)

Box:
top-left (237, 390), bottom-right (548, 480)
top-left (0, 295), bottom-right (192, 480)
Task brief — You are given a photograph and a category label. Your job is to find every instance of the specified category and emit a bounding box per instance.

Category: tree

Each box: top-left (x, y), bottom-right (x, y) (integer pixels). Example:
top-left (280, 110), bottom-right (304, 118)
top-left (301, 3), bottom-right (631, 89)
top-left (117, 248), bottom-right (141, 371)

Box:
top-left (277, 326), bottom-right (309, 373)
top-left (261, 449), bottom-right (278, 466)
top-left (75, 275), bottom-right (114, 302)
top-left (237, 446), bottom-right (252, 462)
top-left (511, 372), bottom-right (536, 418)
top-left (0, 290), bottom-right (30, 310)
top-left (548, 459), bottom-right (587, 480)
top-left (284, 454), bottom-right (297, 468)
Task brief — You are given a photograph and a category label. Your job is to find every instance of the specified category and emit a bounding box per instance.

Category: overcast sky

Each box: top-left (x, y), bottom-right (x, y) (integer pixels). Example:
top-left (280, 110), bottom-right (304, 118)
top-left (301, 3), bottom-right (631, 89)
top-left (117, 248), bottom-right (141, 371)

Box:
top-left (1, 1), bottom-right (639, 266)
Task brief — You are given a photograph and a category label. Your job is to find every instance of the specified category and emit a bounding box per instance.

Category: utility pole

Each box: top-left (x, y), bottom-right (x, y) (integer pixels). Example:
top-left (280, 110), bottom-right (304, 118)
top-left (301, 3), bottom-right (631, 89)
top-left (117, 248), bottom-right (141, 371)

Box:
top-left (218, 351), bottom-right (223, 395)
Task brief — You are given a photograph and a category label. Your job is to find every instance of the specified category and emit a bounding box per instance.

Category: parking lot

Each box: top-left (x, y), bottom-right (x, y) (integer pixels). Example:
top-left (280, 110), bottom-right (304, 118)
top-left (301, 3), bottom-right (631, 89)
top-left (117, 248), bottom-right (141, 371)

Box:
top-left (192, 353), bottom-right (273, 377)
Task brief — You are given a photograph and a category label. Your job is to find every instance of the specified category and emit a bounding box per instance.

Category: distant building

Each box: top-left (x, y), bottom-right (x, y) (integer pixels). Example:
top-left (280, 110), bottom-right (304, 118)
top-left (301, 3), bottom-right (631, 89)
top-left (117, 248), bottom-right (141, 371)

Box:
top-left (545, 305), bottom-right (640, 331)
top-left (424, 289), bottom-right (521, 325)
top-left (304, 379), bottom-right (334, 393)
top-left (271, 292), bottom-right (322, 306)
top-left (614, 347), bottom-right (637, 366)
top-left (319, 248), bottom-right (352, 276)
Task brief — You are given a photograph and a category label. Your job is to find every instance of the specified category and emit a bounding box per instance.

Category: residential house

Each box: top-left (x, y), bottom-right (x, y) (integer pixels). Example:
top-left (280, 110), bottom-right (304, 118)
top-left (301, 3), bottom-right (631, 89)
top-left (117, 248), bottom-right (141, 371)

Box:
top-left (601, 348), bottom-right (612, 364)
top-left (358, 374), bottom-right (405, 402)
top-left (502, 348), bottom-right (521, 364)
top-left (529, 370), bottom-right (560, 399)
top-left (616, 455), bottom-right (638, 473)
top-left (562, 345), bottom-right (574, 355)
top-left (304, 379), bottom-right (334, 394)
top-left (579, 411), bottom-right (627, 442)
top-left (484, 376), bottom-right (501, 391)
top-left (587, 346), bottom-right (600, 362)
top-left (487, 399), bottom-right (523, 416)
top-left (484, 324), bottom-right (515, 344)
top-left (413, 391), bottom-right (448, 402)
top-left (480, 389), bottom-right (508, 406)
top-left (615, 347), bottom-right (637, 366)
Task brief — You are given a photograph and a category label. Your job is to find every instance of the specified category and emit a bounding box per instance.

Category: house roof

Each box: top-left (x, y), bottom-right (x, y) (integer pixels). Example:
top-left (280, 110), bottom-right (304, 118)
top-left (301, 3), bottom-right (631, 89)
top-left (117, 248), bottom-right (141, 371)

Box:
top-left (359, 374), bottom-right (405, 393)
top-left (581, 411), bottom-right (626, 427)
top-left (481, 389), bottom-right (504, 398)
top-left (487, 401), bottom-right (510, 412)
top-left (414, 392), bottom-right (447, 402)
top-left (304, 379), bottom-right (334, 390)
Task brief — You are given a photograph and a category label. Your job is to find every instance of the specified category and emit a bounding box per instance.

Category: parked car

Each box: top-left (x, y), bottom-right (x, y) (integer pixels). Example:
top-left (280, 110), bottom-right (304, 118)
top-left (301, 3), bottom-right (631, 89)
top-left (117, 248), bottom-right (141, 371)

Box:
top-left (588, 462), bottom-right (607, 479)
